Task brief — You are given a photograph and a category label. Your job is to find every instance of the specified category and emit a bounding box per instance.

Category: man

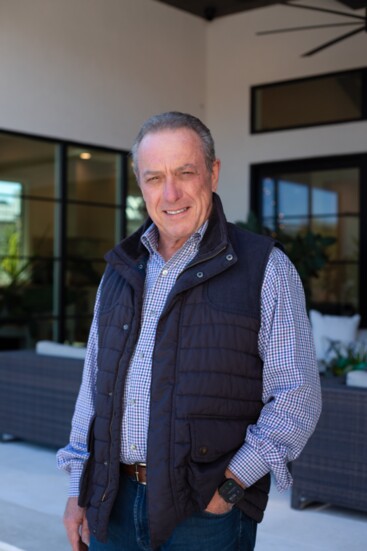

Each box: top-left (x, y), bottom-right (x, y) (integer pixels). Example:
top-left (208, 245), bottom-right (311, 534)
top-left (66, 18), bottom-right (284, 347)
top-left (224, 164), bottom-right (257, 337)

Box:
top-left (57, 111), bottom-right (321, 551)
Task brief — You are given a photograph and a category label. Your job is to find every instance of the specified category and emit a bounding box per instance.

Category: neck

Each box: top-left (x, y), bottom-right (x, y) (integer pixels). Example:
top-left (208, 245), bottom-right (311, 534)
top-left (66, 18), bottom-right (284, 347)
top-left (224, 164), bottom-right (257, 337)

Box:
top-left (157, 238), bottom-right (186, 262)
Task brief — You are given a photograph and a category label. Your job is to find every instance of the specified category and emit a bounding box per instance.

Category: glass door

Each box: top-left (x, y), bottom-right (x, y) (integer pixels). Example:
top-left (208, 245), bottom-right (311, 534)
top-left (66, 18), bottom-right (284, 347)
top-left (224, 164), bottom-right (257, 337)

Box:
top-left (251, 155), bottom-right (366, 321)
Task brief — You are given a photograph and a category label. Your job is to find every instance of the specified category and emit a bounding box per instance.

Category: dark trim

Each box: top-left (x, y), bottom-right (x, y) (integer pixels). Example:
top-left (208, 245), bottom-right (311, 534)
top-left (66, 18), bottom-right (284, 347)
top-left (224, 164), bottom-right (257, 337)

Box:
top-left (250, 66), bottom-right (367, 134)
top-left (361, 68), bottom-right (367, 120)
top-left (359, 155), bottom-right (367, 326)
top-left (1, 192), bottom-right (125, 209)
top-left (0, 127), bottom-right (128, 155)
top-left (58, 144), bottom-right (68, 344)
top-left (251, 152), bottom-right (366, 173)
top-left (252, 65), bottom-right (365, 92)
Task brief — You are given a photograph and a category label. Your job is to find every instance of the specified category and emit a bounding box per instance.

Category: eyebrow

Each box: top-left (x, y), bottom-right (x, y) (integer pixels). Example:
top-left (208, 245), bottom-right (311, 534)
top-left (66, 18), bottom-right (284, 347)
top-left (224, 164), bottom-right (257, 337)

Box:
top-left (142, 164), bottom-right (199, 178)
top-left (177, 164), bottom-right (198, 172)
top-left (142, 170), bottom-right (162, 178)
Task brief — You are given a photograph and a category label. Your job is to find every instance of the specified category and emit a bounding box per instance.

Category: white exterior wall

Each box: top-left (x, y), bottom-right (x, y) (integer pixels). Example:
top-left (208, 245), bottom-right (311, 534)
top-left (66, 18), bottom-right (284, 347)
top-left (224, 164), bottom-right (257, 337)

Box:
top-left (0, 0), bottom-right (366, 222)
top-left (0, 0), bottom-right (206, 149)
top-left (206, 0), bottom-right (367, 221)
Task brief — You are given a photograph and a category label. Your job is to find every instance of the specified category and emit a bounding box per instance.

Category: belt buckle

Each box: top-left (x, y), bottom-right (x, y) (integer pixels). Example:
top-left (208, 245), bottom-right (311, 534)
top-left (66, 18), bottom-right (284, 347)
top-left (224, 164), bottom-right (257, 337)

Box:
top-left (134, 462), bottom-right (147, 485)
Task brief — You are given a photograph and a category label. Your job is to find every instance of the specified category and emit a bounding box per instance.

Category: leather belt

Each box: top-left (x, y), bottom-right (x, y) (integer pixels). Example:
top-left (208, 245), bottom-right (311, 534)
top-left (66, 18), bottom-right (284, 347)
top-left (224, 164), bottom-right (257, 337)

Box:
top-left (121, 463), bottom-right (147, 485)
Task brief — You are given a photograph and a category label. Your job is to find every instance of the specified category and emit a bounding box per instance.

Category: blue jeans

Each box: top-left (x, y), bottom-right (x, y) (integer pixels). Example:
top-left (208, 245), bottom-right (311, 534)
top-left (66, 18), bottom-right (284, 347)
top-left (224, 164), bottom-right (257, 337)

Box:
top-left (89, 472), bottom-right (257, 551)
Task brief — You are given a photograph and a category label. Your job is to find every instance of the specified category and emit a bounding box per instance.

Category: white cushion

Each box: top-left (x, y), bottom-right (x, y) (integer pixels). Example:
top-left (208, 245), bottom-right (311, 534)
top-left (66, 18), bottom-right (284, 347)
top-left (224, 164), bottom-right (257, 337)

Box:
top-left (346, 370), bottom-right (367, 388)
top-left (309, 310), bottom-right (361, 361)
top-left (36, 340), bottom-right (86, 360)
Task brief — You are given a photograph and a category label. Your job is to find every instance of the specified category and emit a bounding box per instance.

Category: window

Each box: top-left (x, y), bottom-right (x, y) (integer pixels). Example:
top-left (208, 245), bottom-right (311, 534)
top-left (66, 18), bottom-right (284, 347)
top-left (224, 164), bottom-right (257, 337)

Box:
top-left (251, 68), bottom-right (366, 133)
top-left (251, 155), bottom-right (367, 324)
top-left (0, 181), bottom-right (22, 280)
top-left (0, 131), bottom-right (136, 349)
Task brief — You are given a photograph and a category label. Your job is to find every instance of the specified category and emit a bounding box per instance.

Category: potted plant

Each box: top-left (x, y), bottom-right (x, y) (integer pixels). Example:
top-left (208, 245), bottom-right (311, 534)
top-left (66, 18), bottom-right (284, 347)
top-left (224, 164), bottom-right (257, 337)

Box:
top-left (236, 213), bottom-right (335, 309)
top-left (322, 340), bottom-right (367, 377)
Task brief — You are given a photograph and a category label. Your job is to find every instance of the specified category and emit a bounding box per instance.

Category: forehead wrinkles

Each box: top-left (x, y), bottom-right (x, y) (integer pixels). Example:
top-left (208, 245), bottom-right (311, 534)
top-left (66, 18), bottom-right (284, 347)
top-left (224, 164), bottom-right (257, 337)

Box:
top-left (137, 130), bottom-right (205, 172)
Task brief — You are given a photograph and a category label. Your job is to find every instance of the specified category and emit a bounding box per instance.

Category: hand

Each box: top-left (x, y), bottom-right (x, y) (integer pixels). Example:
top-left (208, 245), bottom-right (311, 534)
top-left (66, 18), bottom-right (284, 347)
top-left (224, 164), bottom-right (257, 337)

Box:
top-left (205, 468), bottom-right (246, 515)
top-left (204, 489), bottom-right (233, 515)
top-left (63, 496), bottom-right (90, 550)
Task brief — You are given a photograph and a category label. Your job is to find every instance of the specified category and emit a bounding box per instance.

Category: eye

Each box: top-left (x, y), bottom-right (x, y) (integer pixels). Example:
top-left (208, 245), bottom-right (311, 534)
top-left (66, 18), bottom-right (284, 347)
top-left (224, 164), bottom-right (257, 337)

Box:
top-left (180, 170), bottom-right (195, 178)
top-left (146, 175), bottom-right (159, 183)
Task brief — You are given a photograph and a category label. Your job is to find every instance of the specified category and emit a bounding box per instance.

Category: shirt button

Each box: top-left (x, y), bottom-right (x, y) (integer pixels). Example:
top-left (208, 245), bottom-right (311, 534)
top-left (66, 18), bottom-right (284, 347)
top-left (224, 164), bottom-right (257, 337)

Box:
top-left (130, 444), bottom-right (137, 451)
top-left (139, 352), bottom-right (145, 359)
top-left (150, 310), bottom-right (157, 317)
top-left (162, 269), bottom-right (168, 276)
top-left (123, 324), bottom-right (129, 330)
top-left (130, 399), bottom-right (136, 406)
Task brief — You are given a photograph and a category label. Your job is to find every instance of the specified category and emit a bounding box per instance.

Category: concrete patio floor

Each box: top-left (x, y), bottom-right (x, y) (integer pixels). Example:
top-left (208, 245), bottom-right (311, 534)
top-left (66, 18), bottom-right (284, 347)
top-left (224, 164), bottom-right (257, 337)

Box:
top-left (0, 441), bottom-right (366, 550)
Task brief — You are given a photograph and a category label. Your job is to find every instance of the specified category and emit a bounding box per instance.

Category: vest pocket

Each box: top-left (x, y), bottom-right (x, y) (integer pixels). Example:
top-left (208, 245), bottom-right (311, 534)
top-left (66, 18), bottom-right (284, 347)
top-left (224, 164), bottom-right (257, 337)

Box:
top-left (187, 416), bottom-right (248, 509)
top-left (189, 416), bottom-right (247, 463)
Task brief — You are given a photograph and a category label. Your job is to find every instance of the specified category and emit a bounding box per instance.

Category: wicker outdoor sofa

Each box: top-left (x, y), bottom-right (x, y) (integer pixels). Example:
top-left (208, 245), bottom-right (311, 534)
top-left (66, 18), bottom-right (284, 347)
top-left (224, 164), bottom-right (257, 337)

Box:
top-left (291, 376), bottom-right (367, 514)
top-left (0, 349), bottom-right (84, 448)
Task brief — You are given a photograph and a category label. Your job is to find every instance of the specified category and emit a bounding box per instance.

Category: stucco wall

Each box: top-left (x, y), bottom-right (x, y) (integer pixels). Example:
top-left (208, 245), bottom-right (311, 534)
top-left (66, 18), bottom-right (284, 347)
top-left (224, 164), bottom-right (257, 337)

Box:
top-left (206, 0), bottom-right (367, 221)
top-left (1, 0), bottom-right (366, 223)
top-left (0, 0), bottom-right (206, 149)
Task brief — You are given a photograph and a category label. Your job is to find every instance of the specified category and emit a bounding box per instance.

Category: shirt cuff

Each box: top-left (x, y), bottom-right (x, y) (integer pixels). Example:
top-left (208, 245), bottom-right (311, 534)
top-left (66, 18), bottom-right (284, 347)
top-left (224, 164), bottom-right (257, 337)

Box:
top-left (228, 443), bottom-right (270, 488)
top-left (68, 463), bottom-right (84, 497)
top-left (228, 442), bottom-right (293, 491)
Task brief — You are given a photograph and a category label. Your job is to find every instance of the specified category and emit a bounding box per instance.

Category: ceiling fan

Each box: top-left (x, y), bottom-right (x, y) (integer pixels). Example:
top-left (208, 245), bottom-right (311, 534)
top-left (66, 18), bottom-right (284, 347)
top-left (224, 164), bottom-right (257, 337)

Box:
top-left (257, 1), bottom-right (367, 56)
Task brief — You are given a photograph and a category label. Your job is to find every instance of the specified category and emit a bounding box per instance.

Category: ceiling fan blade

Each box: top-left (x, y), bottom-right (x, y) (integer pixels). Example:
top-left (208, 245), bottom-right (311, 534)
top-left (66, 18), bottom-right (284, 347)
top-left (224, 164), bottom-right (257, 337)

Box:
top-left (284, 1), bottom-right (366, 21)
top-left (302, 25), bottom-right (364, 56)
top-left (257, 21), bottom-right (361, 35)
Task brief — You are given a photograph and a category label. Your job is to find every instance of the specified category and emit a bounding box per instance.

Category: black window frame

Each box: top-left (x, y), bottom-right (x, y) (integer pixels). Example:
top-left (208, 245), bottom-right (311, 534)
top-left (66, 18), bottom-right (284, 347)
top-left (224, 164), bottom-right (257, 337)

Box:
top-left (0, 127), bottom-right (130, 345)
top-left (250, 67), bottom-right (367, 134)
top-left (250, 153), bottom-right (367, 326)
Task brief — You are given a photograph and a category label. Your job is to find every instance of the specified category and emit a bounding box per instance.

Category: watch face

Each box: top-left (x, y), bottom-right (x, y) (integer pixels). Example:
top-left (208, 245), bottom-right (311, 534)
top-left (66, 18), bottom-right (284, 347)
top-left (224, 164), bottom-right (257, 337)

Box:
top-left (218, 478), bottom-right (245, 504)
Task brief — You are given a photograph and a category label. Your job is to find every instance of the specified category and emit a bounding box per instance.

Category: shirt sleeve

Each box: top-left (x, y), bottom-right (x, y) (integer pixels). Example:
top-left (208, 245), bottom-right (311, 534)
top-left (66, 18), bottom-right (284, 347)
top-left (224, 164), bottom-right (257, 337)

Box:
top-left (228, 247), bottom-right (322, 491)
top-left (56, 281), bottom-right (102, 496)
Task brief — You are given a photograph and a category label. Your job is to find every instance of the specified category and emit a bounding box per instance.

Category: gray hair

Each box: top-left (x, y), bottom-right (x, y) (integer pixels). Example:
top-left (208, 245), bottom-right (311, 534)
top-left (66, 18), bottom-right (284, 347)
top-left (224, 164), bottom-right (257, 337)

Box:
top-left (131, 111), bottom-right (216, 178)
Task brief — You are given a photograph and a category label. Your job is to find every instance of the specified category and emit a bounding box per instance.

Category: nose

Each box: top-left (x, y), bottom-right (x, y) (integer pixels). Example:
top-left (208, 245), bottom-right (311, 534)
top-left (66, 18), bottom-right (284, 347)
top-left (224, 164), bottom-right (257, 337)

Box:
top-left (163, 176), bottom-right (182, 203)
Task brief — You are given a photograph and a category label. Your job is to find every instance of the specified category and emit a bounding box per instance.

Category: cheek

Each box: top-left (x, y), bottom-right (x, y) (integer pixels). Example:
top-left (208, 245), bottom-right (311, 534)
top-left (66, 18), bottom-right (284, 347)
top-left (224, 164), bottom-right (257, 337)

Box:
top-left (141, 190), bottom-right (161, 217)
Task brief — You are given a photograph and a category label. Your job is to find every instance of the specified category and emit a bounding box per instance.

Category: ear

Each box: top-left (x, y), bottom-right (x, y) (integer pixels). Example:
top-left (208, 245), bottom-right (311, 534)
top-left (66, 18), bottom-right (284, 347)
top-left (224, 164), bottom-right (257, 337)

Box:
top-left (210, 159), bottom-right (220, 192)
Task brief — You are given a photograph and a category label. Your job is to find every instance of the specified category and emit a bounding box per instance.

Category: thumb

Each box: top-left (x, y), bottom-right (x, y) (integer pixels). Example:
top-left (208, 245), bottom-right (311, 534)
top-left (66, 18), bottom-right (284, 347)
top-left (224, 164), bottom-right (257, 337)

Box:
top-left (81, 516), bottom-right (90, 547)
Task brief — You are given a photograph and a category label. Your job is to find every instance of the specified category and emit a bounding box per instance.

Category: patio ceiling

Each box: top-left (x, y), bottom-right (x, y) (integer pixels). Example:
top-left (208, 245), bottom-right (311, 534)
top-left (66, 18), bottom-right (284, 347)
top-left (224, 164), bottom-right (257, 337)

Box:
top-left (153, 1), bottom-right (367, 20)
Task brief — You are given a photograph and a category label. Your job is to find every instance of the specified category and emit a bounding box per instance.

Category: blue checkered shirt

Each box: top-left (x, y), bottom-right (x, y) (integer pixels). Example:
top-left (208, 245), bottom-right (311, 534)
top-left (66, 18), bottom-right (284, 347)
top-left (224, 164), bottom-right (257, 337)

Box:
top-left (57, 224), bottom-right (321, 496)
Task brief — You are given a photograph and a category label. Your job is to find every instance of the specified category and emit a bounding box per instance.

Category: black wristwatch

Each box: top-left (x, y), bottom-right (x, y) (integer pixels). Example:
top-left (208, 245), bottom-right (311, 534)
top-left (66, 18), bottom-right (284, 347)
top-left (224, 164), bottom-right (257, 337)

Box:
top-left (218, 478), bottom-right (245, 504)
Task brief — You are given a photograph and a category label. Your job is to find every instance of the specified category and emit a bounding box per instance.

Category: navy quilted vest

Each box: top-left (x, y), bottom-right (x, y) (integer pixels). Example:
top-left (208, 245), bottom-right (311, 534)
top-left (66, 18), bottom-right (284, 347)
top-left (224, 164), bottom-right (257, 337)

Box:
top-left (79, 194), bottom-right (276, 549)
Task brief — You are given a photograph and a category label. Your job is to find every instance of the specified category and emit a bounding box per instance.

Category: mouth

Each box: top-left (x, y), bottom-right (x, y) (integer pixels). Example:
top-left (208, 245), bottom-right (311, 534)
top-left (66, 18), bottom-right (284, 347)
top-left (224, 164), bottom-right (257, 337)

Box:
top-left (164, 207), bottom-right (189, 216)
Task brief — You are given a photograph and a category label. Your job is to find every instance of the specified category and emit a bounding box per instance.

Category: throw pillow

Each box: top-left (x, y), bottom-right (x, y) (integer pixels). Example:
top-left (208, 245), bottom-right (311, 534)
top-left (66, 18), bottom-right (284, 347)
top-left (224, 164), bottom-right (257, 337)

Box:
top-left (309, 310), bottom-right (361, 361)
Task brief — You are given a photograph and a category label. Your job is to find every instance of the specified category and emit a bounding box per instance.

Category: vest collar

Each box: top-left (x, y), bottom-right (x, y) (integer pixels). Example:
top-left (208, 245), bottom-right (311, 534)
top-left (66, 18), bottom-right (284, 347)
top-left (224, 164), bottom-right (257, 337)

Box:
top-left (104, 193), bottom-right (230, 276)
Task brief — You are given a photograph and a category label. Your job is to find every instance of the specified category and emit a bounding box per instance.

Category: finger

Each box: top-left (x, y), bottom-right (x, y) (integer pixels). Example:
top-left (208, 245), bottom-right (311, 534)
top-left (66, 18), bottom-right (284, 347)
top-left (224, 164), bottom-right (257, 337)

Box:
top-left (81, 518), bottom-right (90, 546)
top-left (64, 520), bottom-right (83, 551)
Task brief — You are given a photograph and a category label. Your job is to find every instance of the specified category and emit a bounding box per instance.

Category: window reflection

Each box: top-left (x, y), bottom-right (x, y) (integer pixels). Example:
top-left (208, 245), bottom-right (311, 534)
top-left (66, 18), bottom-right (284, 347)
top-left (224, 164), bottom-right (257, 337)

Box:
top-left (0, 132), bottom-right (127, 350)
top-left (67, 147), bottom-right (118, 205)
top-left (252, 69), bottom-right (363, 132)
top-left (126, 162), bottom-right (147, 235)
top-left (260, 166), bottom-right (360, 313)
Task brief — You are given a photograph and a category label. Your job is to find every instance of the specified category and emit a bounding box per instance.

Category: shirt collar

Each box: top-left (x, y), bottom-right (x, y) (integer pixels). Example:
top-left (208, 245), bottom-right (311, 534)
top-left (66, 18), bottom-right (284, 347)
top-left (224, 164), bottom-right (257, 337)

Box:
top-left (141, 220), bottom-right (208, 257)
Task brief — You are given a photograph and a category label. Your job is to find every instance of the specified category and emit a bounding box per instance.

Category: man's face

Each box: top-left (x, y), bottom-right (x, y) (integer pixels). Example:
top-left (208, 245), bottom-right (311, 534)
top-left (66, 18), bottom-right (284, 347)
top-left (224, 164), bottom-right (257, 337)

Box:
top-left (136, 128), bottom-right (220, 257)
